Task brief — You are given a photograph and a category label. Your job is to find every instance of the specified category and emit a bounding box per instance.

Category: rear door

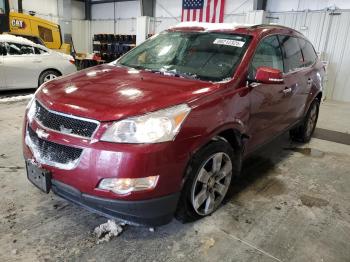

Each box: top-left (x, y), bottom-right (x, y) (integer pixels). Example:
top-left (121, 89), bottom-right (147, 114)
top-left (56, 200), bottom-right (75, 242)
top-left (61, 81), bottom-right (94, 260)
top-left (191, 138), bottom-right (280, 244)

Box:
top-left (297, 38), bottom-right (319, 114)
top-left (246, 35), bottom-right (289, 152)
top-left (278, 35), bottom-right (307, 124)
top-left (2, 42), bottom-right (41, 89)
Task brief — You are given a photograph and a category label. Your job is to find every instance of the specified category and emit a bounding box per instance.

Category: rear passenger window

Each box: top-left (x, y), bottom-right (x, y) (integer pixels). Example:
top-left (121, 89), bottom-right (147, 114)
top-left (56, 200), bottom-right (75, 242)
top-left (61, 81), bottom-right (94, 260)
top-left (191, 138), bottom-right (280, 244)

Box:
top-left (278, 35), bottom-right (303, 72)
top-left (34, 47), bottom-right (48, 54)
top-left (299, 39), bottom-right (318, 67)
top-left (5, 42), bottom-right (34, 55)
top-left (249, 35), bottom-right (284, 79)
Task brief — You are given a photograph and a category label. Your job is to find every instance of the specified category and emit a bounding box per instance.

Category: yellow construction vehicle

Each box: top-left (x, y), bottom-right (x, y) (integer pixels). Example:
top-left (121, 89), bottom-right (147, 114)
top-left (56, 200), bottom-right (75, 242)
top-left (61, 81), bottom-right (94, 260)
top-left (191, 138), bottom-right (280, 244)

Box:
top-left (0, 0), bottom-right (71, 54)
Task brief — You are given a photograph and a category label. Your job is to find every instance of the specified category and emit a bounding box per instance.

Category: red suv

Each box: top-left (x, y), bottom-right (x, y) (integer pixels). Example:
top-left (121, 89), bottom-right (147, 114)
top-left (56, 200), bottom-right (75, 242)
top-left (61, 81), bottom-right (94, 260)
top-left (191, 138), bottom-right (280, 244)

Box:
top-left (23, 23), bottom-right (324, 226)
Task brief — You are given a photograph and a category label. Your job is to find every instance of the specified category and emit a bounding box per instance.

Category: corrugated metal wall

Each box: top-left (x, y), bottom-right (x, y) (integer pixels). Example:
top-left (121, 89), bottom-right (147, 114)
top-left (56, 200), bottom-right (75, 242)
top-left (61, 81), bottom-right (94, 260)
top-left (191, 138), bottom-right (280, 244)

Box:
top-left (267, 10), bottom-right (350, 102)
top-left (72, 20), bottom-right (91, 53)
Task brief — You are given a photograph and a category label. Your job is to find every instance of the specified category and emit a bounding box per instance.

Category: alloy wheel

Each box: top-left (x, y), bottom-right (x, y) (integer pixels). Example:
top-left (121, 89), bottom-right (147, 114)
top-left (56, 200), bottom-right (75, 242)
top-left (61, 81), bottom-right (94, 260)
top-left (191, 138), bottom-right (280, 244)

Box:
top-left (191, 152), bottom-right (232, 216)
top-left (43, 74), bottom-right (58, 82)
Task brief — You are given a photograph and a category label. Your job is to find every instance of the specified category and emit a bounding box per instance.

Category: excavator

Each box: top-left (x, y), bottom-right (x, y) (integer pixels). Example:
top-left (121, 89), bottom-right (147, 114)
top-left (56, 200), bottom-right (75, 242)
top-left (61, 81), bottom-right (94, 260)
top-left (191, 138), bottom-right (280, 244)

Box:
top-left (0, 0), bottom-right (71, 54)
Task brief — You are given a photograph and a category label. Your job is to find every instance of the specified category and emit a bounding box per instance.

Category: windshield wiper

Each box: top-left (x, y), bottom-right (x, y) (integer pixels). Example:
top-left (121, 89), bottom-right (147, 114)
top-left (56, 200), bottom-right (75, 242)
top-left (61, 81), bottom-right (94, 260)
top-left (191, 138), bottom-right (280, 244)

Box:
top-left (145, 69), bottom-right (198, 80)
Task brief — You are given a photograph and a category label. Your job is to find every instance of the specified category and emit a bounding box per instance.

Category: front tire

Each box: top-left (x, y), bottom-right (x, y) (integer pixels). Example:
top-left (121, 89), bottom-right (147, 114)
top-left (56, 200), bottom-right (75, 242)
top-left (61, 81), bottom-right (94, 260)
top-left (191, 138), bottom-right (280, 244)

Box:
top-left (290, 99), bottom-right (320, 143)
top-left (175, 140), bottom-right (240, 223)
top-left (38, 70), bottom-right (61, 86)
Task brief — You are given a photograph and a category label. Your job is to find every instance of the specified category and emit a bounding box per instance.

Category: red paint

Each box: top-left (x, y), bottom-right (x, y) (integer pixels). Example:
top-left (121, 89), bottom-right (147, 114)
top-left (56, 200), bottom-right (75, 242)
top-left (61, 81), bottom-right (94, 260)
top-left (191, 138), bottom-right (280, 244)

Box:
top-left (219, 0), bottom-right (225, 23)
top-left (23, 26), bottom-right (324, 204)
top-left (255, 67), bottom-right (284, 84)
top-left (206, 0), bottom-right (211, 22)
top-left (199, 8), bottom-right (203, 22)
top-left (211, 0), bottom-right (219, 23)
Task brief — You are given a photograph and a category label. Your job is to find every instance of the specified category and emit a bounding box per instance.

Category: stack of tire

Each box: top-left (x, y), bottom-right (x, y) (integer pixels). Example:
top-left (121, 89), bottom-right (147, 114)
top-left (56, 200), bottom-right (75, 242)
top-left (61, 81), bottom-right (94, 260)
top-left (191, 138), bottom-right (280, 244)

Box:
top-left (93, 34), bottom-right (136, 63)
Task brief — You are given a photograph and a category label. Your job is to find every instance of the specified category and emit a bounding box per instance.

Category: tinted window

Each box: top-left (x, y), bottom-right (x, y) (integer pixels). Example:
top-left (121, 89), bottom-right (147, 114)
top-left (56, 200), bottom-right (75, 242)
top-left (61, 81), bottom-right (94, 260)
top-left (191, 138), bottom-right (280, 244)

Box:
top-left (299, 39), bottom-right (317, 67)
top-left (38, 26), bottom-right (53, 42)
top-left (278, 35), bottom-right (303, 72)
top-left (5, 42), bottom-right (34, 55)
top-left (249, 35), bottom-right (284, 79)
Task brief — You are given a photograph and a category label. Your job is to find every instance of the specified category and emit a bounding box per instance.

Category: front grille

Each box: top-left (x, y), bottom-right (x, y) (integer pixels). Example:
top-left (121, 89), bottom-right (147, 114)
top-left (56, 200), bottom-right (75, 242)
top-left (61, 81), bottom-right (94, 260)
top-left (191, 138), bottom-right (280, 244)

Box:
top-left (26, 125), bottom-right (83, 169)
top-left (34, 101), bottom-right (98, 138)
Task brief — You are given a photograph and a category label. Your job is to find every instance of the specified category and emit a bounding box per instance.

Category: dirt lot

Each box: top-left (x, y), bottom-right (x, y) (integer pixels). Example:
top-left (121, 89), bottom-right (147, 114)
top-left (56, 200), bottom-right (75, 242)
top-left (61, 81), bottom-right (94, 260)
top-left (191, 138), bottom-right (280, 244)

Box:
top-left (1, 98), bottom-right (350, 262)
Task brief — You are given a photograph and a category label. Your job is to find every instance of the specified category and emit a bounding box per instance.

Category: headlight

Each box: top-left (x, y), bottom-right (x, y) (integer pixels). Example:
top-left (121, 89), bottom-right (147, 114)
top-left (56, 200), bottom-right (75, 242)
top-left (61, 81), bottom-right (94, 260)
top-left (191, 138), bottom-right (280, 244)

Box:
top-left (101, 104), bottom-right (191, 143)
top-left (98, 176), bottom-right (159, 195)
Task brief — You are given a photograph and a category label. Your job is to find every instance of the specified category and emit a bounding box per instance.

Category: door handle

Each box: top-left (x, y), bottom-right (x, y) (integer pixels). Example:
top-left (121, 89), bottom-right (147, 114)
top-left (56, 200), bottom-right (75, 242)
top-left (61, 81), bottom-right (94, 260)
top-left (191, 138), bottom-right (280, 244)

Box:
top-left (282, 87), bottom-right (292, 95)
top-left (33, 59), bottom-right (42, 63)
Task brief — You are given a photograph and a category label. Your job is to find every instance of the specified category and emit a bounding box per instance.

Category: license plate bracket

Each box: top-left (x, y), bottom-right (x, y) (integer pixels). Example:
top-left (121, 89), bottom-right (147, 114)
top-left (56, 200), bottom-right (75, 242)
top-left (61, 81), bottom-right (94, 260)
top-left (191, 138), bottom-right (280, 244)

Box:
top-left (26, 161), bottom-right (51, 193)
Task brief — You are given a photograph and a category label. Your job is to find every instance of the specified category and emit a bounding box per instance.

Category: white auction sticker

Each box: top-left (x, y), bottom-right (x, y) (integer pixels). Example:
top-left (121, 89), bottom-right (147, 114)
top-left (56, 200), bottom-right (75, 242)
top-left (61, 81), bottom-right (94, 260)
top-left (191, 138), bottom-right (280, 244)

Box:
top-left (213, 38), bottom-right (245, 47)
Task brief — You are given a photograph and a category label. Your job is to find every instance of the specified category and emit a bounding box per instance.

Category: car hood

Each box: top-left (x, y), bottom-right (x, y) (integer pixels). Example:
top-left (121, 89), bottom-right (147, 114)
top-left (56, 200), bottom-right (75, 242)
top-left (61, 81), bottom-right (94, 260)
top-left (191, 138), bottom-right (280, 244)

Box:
top-left (36, 65), bottom-right (222, 122)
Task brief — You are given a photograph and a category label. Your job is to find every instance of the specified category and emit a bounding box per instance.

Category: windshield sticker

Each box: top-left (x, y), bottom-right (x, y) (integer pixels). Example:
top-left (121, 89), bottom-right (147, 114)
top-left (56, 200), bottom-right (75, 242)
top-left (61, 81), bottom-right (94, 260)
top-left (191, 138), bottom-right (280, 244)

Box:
top-left (213, 38), bottom-right (245, 48)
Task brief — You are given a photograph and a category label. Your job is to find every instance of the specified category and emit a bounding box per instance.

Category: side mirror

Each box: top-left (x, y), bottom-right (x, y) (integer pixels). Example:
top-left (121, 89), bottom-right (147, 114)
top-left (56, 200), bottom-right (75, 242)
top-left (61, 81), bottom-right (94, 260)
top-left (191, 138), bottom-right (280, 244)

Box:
top-left (255, 66), bottom-right (284, 84)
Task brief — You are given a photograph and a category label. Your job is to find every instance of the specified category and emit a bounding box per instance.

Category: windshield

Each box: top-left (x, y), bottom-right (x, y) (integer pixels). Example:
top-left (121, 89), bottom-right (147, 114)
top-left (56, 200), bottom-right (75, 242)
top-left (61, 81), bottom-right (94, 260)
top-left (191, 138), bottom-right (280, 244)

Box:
top-left (118, 31), bottom-right (251, 82)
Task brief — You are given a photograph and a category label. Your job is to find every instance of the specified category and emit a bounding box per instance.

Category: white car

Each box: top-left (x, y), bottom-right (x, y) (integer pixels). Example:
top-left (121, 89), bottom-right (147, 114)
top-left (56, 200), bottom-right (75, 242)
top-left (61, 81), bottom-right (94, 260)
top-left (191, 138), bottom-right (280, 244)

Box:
top-left (0, 34), bottom-right (76, 90)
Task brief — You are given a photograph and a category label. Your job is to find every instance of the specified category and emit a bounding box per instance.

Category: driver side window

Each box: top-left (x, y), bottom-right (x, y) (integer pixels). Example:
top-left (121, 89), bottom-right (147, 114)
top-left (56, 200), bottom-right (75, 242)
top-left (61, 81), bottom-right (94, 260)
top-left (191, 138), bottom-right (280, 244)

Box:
top-left (249, 35), bottom-right (284, 79)
top-left (5, 42), bottom-right (35, 55)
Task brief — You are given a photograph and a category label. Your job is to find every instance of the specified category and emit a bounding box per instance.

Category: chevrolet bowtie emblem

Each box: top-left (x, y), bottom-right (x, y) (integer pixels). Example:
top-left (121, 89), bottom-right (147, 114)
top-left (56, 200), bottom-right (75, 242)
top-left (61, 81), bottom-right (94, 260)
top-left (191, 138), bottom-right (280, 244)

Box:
top-left (36, 128), bottom-right (49, 139)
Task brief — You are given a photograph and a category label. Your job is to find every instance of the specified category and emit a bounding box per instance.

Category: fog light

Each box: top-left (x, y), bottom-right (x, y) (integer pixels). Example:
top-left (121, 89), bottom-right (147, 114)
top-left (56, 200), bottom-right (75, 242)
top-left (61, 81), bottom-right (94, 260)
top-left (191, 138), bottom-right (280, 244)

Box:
top-left (98, 176), bottom-right (159, 195)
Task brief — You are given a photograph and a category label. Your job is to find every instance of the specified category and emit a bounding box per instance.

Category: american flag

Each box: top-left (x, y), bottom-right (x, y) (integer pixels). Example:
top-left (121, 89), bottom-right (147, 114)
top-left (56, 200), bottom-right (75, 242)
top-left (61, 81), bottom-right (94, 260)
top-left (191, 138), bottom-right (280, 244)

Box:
top-left (181, 0), bottom-right (226, 23)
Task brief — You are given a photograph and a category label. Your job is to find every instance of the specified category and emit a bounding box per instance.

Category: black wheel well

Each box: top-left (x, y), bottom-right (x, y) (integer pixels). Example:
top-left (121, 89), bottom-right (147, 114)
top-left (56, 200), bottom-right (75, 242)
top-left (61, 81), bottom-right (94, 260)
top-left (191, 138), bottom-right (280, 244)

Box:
top-left (212, 129), bottom-right (244, 153)
top-left (316, 92), bottom-right (322, 102)
top-left (38, 69), bottom-right (62, 86)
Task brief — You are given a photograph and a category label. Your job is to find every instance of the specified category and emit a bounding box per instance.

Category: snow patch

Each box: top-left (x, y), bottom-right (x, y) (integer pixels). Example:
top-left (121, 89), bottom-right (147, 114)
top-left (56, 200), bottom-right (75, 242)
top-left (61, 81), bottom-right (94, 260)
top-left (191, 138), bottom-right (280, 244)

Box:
top-left (0, 34), bottom-right (36, 46)
top-left (214, 77), bottom-right (233, 83)
top-left (0, 94), bottom-right (33, 104)
top-left (0, 34), bottom-right (48, 51)
top-left (25, 130), bottom-right (79, 170)
top-left (59, 125), bottom-right (73, 135)
top-left (94, 220), bottom-right (124, 244)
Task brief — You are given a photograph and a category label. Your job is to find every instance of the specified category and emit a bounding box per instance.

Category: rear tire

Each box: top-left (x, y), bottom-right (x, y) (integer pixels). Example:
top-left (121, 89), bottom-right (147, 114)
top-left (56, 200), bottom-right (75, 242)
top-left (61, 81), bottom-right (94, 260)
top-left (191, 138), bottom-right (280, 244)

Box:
top-left (175, 140), bottom-right (241, 223)
top-left (38, 70), bottom-right (61, 86)
top-left (290, 99), bottom-right (320, 143)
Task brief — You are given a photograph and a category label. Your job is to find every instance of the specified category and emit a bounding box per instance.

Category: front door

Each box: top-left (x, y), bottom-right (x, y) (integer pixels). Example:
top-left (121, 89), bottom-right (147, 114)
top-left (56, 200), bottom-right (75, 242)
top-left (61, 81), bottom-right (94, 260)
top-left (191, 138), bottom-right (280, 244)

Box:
top-left (246, 35), bottom-right (290, 153)
top-left (2, 42), bottom-right (40, 89)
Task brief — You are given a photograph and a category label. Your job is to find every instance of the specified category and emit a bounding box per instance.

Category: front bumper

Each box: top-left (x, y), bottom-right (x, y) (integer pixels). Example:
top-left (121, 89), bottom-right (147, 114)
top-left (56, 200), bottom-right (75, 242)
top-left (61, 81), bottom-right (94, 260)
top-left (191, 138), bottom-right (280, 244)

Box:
top-left (23, 101), bottom-right (192, 225)
top-left (52, 179), bottom-right (180, 226)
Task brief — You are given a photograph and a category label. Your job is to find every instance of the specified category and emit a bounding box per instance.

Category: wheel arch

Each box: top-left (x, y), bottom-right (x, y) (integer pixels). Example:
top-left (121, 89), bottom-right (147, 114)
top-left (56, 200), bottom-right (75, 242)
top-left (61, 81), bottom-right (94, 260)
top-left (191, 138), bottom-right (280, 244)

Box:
top-left (182, 124), bottom-right (246, 184)
top-left (38, 68), bottom-right (62, 87)
top-left (211, 128), bottom-right (245, 154)
top-left (316, 91), bottom-right (322, 102)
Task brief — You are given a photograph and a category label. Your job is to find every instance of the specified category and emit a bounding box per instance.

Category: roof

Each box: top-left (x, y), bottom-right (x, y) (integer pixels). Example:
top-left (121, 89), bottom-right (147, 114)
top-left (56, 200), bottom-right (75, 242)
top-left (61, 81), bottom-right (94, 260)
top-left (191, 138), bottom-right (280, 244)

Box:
top-left (0, 34), bottom-right (49, 50)
top-left (0, 34), bottom-right (36, 45)
top-left (170, 22), bottom-right (257, 31)
top-left (169, 22), bottom-right (305, 39)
